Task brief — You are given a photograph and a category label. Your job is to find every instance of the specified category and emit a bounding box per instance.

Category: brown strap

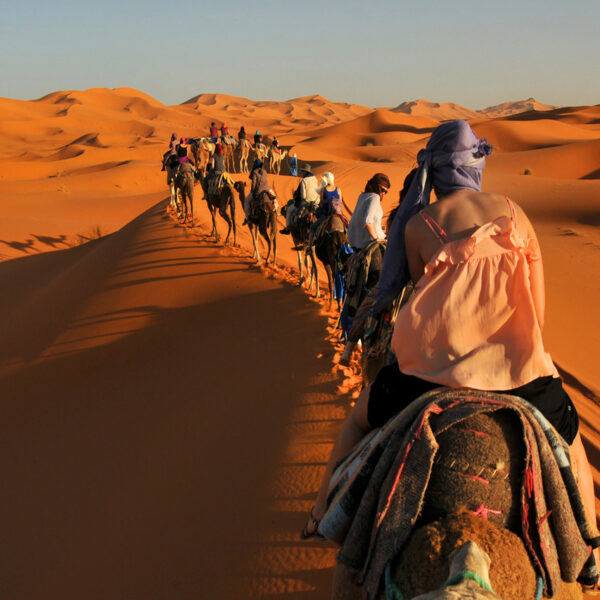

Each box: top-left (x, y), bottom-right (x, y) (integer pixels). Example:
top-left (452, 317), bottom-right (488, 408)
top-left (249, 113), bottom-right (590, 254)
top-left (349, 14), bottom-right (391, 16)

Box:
top-left (419, 210), bottom-right (450, 244)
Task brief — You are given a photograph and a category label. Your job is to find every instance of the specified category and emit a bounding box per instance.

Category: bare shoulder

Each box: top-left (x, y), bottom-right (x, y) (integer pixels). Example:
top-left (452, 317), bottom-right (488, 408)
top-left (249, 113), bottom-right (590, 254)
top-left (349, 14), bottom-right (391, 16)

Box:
top-left (405, 210), bottom-right (427, 240)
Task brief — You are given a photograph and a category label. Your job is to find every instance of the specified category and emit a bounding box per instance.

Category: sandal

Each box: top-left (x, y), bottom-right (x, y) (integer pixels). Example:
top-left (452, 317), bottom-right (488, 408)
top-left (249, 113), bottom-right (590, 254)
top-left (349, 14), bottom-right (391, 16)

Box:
top-left (301, 507), bottom-right (325, 540)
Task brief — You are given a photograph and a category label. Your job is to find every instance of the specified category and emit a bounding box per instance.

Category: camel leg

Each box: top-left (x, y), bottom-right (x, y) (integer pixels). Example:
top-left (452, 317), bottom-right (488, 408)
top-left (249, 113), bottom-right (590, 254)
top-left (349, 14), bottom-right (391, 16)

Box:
top-left (259, 224), bottom-right (271, 264)
top-left (251, 226), bottom-right (261, 263)
top-left (219, 207), bottom-right (232, 245)
top-left (210, 206), bottom-right (220, 243)
top-left (176, 188), bottom-right (184, 220)
top-left (310, 248), bottom-right (320, 298)
top-left (230, 198), bottom-right (237, 246)
top-left (170, 182), bottom-right (177, 212)
top-left (325, 264), bottom-right (335, 308)
top-left (304, 251), bottom-right (314, 291)
top-left (271, 212), bottom-right (277, 266)
top-left (296, 250), bottom-right (305, 287)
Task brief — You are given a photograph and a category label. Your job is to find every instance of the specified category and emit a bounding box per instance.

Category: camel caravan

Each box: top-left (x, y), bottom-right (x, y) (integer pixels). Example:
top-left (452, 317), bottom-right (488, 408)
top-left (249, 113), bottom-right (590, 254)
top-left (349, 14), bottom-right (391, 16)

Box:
top-left (162, 121), bottom-right (600, 600)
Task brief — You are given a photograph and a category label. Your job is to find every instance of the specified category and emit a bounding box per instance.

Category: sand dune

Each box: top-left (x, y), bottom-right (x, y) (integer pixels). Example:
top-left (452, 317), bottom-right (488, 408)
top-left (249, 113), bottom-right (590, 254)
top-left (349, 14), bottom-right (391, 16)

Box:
top-left (392, 98), bottom-right (480, 121)
top-left (0, 86), bottom-right (599, 598)
top-left (480, 97), bottom-right (555, 118)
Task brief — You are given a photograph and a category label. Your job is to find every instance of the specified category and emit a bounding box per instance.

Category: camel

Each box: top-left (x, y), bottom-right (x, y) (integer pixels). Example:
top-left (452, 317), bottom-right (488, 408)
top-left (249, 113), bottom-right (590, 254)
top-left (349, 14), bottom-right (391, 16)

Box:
top-left (311, 214), bottom-right (347, 309)
top-left (222, 138), bottom-right (237, 173)
top-left (201, 176), bottom-right (237, 245)
top-left (164, 155), bottom-right (179, 213)
top-left (267, 147), bottom-right (288, 174)
top-left (190, 138), bottom-right (214, 177)
top-left (281, 201), bottom-right (319, 292)
top-left (234, 181), bottom-right (277, 266)
top-left (237, 138), bottom-right (252, 173)
top-left (253, 142), bottom-right (268, 163)
top-left (173, 168), bottom-right (194, 225)
top-left (327, 393), bottom-right (589, 600)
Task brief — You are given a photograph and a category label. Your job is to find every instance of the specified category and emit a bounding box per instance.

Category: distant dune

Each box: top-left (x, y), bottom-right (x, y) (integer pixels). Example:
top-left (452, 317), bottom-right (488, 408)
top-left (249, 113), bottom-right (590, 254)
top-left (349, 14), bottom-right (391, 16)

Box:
top-left (0, 85), bottom-right (599, 599)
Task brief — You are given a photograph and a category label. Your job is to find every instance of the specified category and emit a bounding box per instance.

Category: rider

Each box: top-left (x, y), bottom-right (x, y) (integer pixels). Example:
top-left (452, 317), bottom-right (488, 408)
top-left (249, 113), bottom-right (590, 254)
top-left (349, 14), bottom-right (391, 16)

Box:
top-left (161, 132), bottom-right (178, 171)
top-left (238, 126), bottom-right (247, 141)
top-left (210, 122), bottom-right (219, 143)
top-left (253, 130), bottom-right (262, 148)
top-left (243, 158), bottom-right (275, 223)
top-left (211, 142), bottom-right (225, 174)
top-left (280, 163), bottom-right (320, 237)
top-left (347, 172), bottom-right (389, 250)
top-left (176, 137), bottom-right (192, 163)
top-left (270, 136), bottom-right (281, 154)
top-left (305, 171), bottom-right (344, 250)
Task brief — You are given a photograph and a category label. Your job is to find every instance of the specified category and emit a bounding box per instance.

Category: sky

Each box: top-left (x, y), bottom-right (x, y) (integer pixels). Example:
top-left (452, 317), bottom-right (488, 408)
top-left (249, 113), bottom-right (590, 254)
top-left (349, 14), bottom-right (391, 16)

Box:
top-left (1, 0), bottom-right (599, 110)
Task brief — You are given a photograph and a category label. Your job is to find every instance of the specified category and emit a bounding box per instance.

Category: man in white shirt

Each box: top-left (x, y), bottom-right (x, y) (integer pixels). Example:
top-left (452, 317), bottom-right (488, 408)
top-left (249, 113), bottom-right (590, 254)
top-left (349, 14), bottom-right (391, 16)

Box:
top-left (281, 163), bottom-right (320, 235)
top-left (347, 173), bottom-right (390, 249)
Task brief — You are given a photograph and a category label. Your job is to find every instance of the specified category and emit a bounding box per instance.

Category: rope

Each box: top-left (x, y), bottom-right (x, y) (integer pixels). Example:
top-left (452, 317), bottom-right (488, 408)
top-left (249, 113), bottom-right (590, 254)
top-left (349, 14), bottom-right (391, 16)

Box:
top-left (444, 570), bottom-right (495, 594)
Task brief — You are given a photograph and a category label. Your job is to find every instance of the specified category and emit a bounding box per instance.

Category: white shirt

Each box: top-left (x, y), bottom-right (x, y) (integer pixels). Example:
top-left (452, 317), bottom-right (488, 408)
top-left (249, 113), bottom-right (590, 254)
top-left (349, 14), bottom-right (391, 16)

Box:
top-left (348, 192), bottom-right (385, 249)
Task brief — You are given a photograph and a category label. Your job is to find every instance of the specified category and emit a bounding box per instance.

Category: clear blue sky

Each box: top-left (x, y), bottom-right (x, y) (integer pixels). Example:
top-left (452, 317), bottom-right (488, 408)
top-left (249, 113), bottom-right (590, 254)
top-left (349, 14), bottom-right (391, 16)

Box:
top-left (1, 0), bottom-right (599, 109)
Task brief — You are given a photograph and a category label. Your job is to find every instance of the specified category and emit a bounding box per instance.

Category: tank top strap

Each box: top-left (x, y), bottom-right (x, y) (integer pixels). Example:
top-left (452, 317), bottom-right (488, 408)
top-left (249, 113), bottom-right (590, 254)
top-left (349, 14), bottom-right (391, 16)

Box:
top-left (419, 210), bottom-right (450, 244)
top-left (505, 196), bottom-right (517, 227)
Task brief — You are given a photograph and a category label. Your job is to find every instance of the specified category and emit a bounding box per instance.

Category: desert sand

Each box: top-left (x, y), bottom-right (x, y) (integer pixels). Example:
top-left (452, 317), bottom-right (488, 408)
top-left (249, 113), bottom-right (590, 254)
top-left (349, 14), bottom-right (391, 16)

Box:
top-left (0, 88), bottom-right (598, 599)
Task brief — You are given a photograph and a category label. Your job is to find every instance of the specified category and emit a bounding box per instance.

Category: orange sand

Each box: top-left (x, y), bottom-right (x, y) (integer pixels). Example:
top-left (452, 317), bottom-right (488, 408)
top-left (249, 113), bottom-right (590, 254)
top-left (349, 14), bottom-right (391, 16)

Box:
top-left (0, 88), bottom-right (598, 598)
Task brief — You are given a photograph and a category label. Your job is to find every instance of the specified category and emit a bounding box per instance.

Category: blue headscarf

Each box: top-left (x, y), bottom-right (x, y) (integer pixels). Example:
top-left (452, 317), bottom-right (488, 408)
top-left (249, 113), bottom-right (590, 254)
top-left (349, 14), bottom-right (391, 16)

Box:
top-left (372, 120), bottom-right (492, 312)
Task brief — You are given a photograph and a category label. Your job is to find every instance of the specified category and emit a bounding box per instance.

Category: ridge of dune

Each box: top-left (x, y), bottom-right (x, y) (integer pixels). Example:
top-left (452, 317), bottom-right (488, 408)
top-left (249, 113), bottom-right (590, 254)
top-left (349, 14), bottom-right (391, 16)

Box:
top-left (472, 117), bottom-right (600, 153)
top-left (391, 98), bottom-right (480, 121)
top-left (479, 97), bottom-right (555, 118)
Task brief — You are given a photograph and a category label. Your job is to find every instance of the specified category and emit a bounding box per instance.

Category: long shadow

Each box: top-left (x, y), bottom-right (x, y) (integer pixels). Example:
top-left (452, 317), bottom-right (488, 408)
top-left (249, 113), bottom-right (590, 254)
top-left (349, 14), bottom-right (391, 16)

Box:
top-left (30, 233), bottom-right (70, 249)
top-left (0, 238), bottom-right (40, 254)
top-left (0, 285), bottom-right (333, 599)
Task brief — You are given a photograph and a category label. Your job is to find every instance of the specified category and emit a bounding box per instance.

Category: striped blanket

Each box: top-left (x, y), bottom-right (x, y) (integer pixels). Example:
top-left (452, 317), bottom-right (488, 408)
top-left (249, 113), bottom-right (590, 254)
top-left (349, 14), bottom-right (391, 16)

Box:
top-left (320, 389), bottom-right (597, 599)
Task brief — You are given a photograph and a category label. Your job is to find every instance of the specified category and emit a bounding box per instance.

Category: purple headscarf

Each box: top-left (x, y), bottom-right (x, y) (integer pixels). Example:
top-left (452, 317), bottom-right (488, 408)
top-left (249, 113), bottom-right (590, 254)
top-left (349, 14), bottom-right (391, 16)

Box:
top-left (372, 120), bottom-right (492, 312)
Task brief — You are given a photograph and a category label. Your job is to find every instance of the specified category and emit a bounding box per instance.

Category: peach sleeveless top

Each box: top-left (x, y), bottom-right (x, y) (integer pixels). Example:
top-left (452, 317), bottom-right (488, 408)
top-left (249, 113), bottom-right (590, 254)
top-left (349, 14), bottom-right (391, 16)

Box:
top-left (391, 197), bottom-right (558, 390)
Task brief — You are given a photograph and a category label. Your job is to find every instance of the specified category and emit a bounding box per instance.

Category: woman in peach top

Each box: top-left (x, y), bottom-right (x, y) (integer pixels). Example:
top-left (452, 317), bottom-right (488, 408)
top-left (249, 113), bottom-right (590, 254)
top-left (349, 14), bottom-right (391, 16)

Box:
top-left (302, 121), bottom-right (597, 560)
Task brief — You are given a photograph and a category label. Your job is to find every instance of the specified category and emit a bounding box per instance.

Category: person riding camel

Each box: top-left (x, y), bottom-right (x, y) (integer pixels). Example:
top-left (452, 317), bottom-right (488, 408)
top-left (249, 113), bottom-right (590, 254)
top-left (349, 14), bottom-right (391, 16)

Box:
top-left (176, 137), bottom-right (191, 164)
top-left (305, 171), bottom-right (344, 250)
top-left (270, 137), bottom-right (281, 154)
top-left (280, 163), bottom-right (319, 238)
top-left (347, 172), bottom-right (389, 250)
top-left (253, 130), bottom-right (262, 148)
top-left (161, 132), bottom-right (178, 171)
top-left (210, 122), bottom-right (218, 144)
top-left (211, 142), bottom-right (225, 174)
top-left (300, 122), bottom-right (599, 578)
top-left (238, 126), bottom-right (247, 141)
top-left (243, 158), bottom-right (276, 224)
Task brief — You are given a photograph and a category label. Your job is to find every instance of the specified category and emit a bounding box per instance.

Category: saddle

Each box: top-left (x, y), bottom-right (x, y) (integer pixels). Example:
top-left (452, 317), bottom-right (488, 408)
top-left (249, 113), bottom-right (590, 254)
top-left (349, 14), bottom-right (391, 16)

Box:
top-left (249, 191), bottom-right (274, 219)
top-left (314, 213), bottom-right (347, 243)
top-left (343, 240), bottom-right (386, 315)
top-left (207, 172), bottom-right (234, 196)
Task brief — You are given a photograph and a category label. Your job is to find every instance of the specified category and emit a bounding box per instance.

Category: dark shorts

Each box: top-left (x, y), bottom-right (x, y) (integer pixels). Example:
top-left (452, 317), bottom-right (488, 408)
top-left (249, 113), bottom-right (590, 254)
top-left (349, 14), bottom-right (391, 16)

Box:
top-left (367, 362), bottom-right (579, 445)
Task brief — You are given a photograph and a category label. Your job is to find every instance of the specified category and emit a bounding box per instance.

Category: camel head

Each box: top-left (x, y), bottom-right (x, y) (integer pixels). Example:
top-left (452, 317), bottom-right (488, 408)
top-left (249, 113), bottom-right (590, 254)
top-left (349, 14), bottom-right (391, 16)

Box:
top-left (233, 180), bottom-right (246, 200)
